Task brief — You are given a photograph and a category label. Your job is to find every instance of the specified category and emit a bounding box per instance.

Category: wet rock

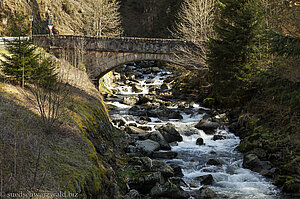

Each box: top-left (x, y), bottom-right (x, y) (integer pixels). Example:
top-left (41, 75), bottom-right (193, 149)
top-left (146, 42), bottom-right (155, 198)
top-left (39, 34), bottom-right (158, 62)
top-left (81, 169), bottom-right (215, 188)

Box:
top-left (212, 135), bottom-right (226, 141)
top-left (168, 164), bottom-right (184, 177)
top-left (170, 177), bottom-right (188, 187)
top-left (194, 174), bottom-right (214, 185)
top-left (243, 154), bottom-right (272, 174)
top-left (190, 182), bottom-right (199, 188)
top-left (195, 119), bottom-right (220, 134)
top-left (112, 118), bottom-right (126, 127)
top-left (132, 84), bottom-right (143, 93)
top-left (128, 106), bottom-right (146, 116)
top-left (137, 94), bottom-right (155, 105)
top-left (123, 96), bottom-right (139, 105)
top-left (140, 116), bottom-right (151, 122)
top-left (192, 186), bottom-right (219, 199)
top-left (124, 189), bottom-right (141, 199)
top-left (196, 138), bottom-right (204, 145)
top-left (125, 126), bottom-right (147, 134)
top-left (150, 181), bottom-right (187, 199)
top-left (158, 124), bottom-right (183, 143)
top-left (148, 131), bottom-right (171, 150)
top-left (153, 151), bottom-right (178, 159)
top-left (139, 126), bottom-right (152, 131)
top-left (136, 139), bottom-right (160, 155)
top-left (207, 159), bottom-right (222, 166)
top-left (184, 129), bottom-right (198, 136)
top-left (147, 108), bottom-right (183, 120)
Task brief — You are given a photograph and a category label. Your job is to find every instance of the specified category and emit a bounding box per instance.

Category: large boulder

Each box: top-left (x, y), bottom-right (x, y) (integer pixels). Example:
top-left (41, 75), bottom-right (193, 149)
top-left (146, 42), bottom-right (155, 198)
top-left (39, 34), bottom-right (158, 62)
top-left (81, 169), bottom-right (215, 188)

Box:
top-left (136, 139), bottom-right (160, 156)
top-left (148, 131), bottom-right (171, 150)
top-left (195, 119), bottom-right (220, 134)
top-left (194, 175), bottom-right (214, 185)
top-left (168, 164), bottom-right (184, 177)
top-left (150, 182), bottom-right (187, 199)
top-left (243, 154), bottom-right (272, 174)
top-left (158, 124), bottom-right (183, 143)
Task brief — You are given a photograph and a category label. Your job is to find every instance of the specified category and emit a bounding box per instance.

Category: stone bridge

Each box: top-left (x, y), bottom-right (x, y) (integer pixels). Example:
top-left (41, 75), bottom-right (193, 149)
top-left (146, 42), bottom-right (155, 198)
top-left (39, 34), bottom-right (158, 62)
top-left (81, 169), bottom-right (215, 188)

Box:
top-left (33, 35), bottom-right (196, 83)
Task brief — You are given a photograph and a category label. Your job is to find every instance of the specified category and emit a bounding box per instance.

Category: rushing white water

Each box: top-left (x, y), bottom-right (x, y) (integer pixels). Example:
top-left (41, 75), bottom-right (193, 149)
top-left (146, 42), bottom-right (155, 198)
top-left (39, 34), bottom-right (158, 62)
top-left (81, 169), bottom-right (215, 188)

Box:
top-left (105, 62), bottom-right (281, 199)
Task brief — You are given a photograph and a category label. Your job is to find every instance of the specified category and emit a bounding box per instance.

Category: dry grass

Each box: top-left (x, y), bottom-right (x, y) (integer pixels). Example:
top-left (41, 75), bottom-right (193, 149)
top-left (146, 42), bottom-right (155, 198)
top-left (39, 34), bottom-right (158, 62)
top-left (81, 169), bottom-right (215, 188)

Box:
top-left (0, 51), bottom-right (112, 197)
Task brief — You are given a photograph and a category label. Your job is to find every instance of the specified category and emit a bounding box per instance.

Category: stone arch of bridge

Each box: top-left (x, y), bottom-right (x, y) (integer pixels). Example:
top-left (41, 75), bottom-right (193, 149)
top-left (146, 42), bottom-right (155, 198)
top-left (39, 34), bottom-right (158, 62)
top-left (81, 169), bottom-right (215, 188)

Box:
top-left (95, 52), bottom-right (176, 79)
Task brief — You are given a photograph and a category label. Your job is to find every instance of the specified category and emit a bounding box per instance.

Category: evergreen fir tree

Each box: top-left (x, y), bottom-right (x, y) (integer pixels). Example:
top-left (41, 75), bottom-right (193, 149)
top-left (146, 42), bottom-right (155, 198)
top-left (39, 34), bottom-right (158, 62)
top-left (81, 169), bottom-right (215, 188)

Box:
top-left (0, 38), bottom-right (38, 85)
top-left (0, 13), bottom-right (57, 86)
top-left (207, 0), bottom-right (262, 106)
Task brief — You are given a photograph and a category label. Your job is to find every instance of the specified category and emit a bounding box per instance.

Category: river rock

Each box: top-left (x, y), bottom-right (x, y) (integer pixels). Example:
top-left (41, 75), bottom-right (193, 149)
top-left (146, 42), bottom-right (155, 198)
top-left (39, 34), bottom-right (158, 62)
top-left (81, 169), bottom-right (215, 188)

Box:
top-left (192, 186), bottom-right (219, 199)
top-left (147, 108), bottom-right (183, 120)
top-left (243, 154), bottom-right (272, 174)
top-left (151, 159), bottom-right (174, 177)
top-left (124, 189), bottom-right (141, 199)
top-left (148, 131), bottom-right (171, 150)
top-left (151, 67), bottom-right (161, 73)
top-left (125, 126), bottom-right (147, 134)
top-left (158, 124), bottom-right (183, 143)
top-left (128, 172), bottom-right (164, 194)
top-left (212, 134), bottom-right (226, 141)
top-left (140, 116), bottom-right (151, 122)
top-left (153, 151), bottom-right (178, 159)
top-left (132, 84), bottom-right (143, 93)
top-left (137, 94), bottom-right (155, 105)
top-left (194, 174), bottom-right (214, 185)
top-left (150, 181), bottom-right (187, 199)
top-left (207, 159), bottom-right (222, 166)
top-left (123, 96), bottom-right (139, 105)
top-left (196, 138), bottom-right (204, 145)
top-left (195, 119), bottom-right (220, 134)
top-left (136, 139), bottom-right (160, 155)
top-left (112, 118), bottom-right (126, 127)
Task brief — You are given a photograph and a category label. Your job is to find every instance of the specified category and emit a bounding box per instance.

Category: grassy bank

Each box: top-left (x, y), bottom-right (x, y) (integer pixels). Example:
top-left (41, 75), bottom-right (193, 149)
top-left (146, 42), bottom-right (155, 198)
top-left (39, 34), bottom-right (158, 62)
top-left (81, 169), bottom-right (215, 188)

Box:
top-left (0, 52), bottom-right (127, 198)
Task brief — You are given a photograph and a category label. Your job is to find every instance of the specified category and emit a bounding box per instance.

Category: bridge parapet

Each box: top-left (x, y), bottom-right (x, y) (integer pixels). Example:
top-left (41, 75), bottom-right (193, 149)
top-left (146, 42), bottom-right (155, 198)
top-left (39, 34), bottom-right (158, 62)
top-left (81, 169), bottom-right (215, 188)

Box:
top-left (33, 35), bottom-right (192, 54)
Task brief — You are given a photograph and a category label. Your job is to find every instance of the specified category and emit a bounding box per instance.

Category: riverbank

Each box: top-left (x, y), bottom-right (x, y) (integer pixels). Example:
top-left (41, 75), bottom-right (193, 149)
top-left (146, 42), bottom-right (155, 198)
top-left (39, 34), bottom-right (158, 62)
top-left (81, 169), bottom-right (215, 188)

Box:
top-left (0, 53), bottom-right (129, 198)
top-left (171, 67), bottom-right (300, 198)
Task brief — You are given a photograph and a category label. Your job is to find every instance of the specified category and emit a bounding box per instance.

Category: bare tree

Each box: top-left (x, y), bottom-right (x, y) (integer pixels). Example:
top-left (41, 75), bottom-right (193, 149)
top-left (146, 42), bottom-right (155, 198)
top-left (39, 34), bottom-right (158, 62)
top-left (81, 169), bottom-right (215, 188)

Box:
top-left (26, 79), bottom-right (69, 133)
top-left (173, 0), bottom-right (215, 42)
top-left (87, 0), bottom-right (123, 37)
top-left (172, 0), bottom-right (215, 69)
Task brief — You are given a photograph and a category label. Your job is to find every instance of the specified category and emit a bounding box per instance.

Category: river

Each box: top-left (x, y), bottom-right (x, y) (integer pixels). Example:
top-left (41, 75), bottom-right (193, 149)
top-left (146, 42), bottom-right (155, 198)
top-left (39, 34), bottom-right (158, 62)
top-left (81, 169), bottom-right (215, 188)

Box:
top-left (104, 61), bottom-right (281, 199)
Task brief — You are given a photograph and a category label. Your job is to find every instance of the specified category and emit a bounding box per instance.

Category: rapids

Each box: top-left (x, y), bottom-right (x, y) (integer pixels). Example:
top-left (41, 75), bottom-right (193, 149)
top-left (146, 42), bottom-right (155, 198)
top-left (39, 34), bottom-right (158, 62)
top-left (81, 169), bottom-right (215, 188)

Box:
top-left (104, 62), bottom-right (281, 199)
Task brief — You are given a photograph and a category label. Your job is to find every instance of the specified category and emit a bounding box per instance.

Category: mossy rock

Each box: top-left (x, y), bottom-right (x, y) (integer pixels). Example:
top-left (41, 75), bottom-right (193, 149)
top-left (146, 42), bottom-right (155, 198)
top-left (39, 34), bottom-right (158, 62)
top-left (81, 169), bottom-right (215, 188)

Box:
top-left (282, 178), bottom-right (300, 193)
